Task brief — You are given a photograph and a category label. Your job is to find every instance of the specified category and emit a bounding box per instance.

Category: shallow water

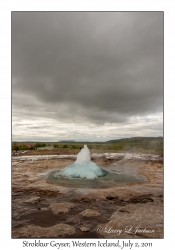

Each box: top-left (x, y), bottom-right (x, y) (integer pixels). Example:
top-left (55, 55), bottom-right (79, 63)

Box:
top-left (46, 164), bottom-right (146, 189)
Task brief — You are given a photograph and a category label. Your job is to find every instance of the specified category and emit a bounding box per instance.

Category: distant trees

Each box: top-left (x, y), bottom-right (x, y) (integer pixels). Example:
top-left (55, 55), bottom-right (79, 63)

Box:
top-left (34, 142), bottom-right (46, 148)
top-left (12, 142), bottom-right (46, 151)
top-left (12, 143), bottom-right (29, 151)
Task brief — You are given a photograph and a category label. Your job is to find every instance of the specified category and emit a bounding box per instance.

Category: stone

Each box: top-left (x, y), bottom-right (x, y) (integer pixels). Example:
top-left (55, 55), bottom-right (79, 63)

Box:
top-left (24, 197), bottom-right (41, 204)
top-left (12, 223), bottom-right (76, 238)
top-left (80, 209), bottom-right (101, 217)
top-left (106, 196), bottom-right (117, 200)
top-left (97, 203), bottom-right (163, 238)
top-left (49, 202), bottom-right (76, 215)
top-left (80, 227), bottom-right (90, 232)
top-left (66, 215), bottom-right (81, 224)
top-left (130, 194), bottom-right (154, 203)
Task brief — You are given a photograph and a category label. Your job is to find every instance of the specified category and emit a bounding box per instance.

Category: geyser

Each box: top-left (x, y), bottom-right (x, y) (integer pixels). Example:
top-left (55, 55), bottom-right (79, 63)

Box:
top-left (58, 145), bottom-right (107, 179)
top-left (46, 145), bottom-right (147, 188)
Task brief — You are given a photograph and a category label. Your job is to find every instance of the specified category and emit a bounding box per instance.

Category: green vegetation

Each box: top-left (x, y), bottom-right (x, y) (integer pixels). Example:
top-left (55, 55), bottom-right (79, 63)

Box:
top-left (34, 142), bottom-right (46, 148)
top-left (12, 142), bottom-right (46, 150)
top-left (12, 142), bottom-right (28, 151)
top-left (12, 137), bottom-right (163, 154)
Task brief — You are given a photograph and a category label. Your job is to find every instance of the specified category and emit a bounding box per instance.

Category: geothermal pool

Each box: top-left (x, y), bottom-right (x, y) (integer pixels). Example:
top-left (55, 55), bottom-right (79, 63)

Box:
top-left (46, 145), bottom-right (146, 188)
top-left (46, 166), bottom-right (146, 188)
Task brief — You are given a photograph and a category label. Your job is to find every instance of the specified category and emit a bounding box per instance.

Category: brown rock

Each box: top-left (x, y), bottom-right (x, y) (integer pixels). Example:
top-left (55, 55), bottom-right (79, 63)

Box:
top-left (12, 223), bottom-right (76, 238)
top-left (97, 203), bottom-right (163, 238)
top-left (49, 202), bottom-right (76, 215)
top-left (66, 215), bottom-right (81, 224)
top-left (24, 197), bottom-right (41, 204)
top-left (80, 227), bottom-right (90, 232)
top-left (80, 209), bottom-right (101, 217)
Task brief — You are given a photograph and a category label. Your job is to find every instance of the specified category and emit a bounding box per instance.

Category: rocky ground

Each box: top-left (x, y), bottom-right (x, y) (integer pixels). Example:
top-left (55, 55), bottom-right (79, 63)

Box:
top-left (12, 152), bottom-right (163, 239)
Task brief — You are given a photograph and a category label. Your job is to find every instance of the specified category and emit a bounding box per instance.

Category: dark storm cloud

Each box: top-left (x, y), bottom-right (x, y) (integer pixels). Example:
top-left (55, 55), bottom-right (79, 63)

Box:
top-left (12, 12), bottom-right (163, 124)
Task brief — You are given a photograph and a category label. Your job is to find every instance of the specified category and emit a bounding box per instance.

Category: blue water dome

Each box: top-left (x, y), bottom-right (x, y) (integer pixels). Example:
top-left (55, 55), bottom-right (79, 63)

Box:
top-left (58, 145), bottom-right (106, 179)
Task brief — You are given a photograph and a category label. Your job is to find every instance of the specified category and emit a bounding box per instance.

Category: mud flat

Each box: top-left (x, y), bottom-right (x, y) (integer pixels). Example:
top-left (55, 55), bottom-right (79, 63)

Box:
top-left (12, 153), bottom-right (163, 238)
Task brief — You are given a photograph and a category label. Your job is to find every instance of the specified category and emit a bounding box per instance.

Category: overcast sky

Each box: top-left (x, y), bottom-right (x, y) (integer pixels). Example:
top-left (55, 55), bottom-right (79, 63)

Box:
top-left (12, 12), bottom-right (163, 142)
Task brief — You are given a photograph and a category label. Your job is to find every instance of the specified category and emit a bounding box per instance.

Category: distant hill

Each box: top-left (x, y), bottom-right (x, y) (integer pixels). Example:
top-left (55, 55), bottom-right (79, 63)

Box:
top-left (107, 136), bottom-right (163, 143)
top-left (105, 136), bottom-right (163, 153)
top-left (58, 140), bottom-right (76, 142)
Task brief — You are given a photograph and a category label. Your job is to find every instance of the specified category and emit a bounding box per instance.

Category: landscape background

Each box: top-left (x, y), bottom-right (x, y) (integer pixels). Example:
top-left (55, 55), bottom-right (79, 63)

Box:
top-left (12, 136), bottom-right (163, 155)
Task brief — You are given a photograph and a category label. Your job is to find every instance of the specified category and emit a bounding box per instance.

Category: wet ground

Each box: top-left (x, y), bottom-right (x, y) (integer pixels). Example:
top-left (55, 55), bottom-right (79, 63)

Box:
top-left (12, 153), bottom-right (163, 238)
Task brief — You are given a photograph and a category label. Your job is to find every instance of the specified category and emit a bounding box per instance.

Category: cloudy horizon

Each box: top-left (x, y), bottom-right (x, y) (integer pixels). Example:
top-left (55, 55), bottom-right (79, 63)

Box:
top-left (12, 12), bottom-right (163, 142)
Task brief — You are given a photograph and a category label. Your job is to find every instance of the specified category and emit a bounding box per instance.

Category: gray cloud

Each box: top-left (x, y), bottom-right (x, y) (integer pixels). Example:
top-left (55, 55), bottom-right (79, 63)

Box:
top-left (12, 12), bottom-right (163, 141)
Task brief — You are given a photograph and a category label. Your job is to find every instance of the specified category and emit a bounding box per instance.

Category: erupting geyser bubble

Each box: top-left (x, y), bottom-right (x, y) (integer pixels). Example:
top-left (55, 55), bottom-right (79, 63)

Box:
top-left (58, 145), bottom-right (107, 179)
top-left (47, 145), bottom-right (147, 188)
